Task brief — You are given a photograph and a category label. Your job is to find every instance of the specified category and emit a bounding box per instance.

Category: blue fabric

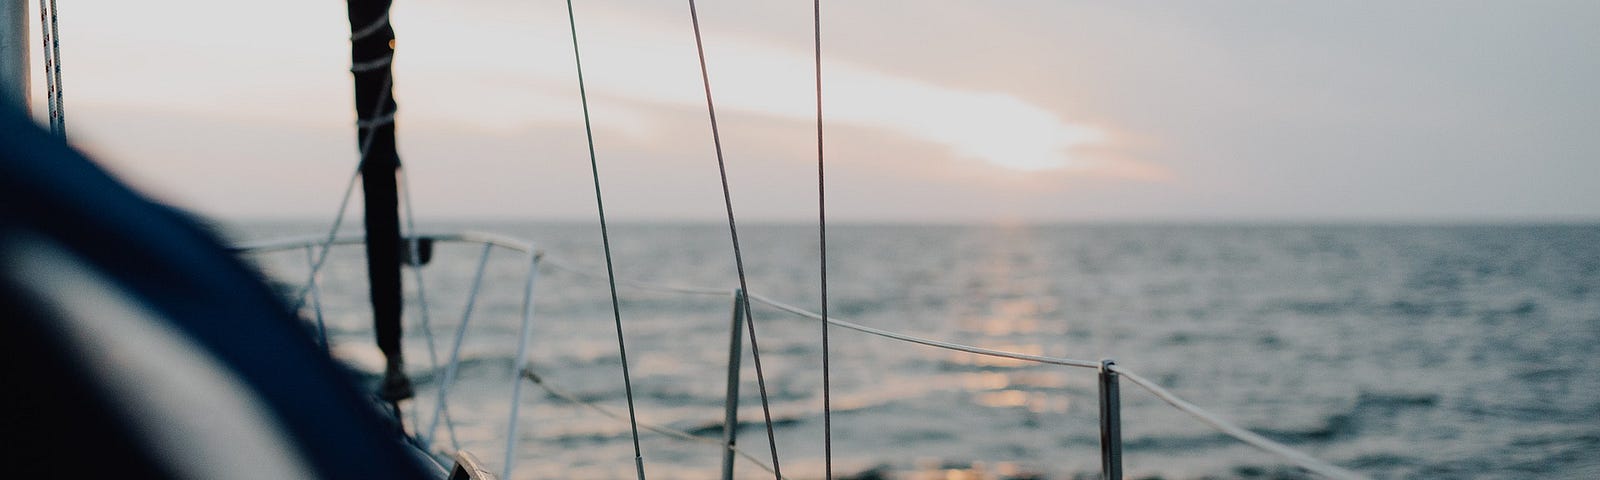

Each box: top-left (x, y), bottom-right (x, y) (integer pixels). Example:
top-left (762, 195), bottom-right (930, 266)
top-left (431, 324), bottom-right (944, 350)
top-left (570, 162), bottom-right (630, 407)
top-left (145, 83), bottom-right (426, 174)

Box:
top-left (0, 111), bottom-right (435, 479)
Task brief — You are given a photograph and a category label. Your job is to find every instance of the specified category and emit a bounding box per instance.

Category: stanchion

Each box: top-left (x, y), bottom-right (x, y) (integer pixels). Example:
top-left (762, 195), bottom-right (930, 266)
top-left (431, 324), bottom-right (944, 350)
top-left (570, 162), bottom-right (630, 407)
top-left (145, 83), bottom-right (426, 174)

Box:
top-left (719, 289), bottom-right (746, 480)
top-left (1099, 358), bottom-right (1122, 480)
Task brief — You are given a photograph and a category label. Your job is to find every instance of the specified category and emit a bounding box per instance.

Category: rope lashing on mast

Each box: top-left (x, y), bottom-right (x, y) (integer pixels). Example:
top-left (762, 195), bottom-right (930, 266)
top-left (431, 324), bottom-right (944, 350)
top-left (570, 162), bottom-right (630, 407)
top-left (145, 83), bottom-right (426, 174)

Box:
top-left (685, 1), bottom-right (784, 478)
top-left (349, 9), bottom-right (433, 407)
top-left (350, 11), bottom-right (390, 41)
top-left (344, 0), bottom-right (412, 417)
top-left (563, 1), bottom-right (650, 478)
top-left (350, 55), bottom-right (394, 74)
top-left (35, 0), bottom-right (63, 138)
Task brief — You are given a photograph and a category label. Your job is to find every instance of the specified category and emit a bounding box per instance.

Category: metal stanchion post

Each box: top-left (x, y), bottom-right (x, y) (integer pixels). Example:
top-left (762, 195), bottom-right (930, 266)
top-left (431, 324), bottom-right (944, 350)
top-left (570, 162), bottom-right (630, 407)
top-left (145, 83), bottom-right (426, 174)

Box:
top-left (1099, 358), bottom-right (1122, 480)
top-left (719, 289), bottom-right (746, 480)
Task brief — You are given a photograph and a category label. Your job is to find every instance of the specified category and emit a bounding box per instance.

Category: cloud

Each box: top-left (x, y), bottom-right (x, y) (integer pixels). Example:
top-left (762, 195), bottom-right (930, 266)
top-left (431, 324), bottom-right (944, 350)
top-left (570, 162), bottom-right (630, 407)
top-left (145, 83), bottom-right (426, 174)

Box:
top-left (390, 1), bottom-right (1115, 173)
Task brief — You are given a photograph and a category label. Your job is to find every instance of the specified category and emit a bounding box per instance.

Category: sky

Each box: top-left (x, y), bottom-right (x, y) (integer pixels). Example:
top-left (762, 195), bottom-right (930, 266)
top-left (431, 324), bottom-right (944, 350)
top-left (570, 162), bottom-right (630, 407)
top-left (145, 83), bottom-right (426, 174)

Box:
top-left (31, 0), bottom-right (1600, 223)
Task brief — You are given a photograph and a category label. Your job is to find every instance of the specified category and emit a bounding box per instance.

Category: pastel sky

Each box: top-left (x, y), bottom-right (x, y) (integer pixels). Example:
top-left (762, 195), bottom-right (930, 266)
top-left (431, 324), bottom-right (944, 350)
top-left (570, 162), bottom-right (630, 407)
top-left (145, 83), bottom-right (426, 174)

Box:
top-left (33, 0), bottom-right (1600, 222)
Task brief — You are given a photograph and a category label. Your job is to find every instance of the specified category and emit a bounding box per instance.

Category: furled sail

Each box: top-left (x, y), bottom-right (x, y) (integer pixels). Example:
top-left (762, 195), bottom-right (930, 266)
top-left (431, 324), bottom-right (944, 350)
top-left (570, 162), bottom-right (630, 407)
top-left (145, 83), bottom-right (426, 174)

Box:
top-left (345, 0), bottom-right (410, 403)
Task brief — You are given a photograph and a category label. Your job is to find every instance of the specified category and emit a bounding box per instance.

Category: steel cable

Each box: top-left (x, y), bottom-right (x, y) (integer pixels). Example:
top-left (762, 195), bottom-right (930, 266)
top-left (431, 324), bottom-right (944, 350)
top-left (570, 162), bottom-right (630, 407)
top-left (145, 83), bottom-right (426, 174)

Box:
top-left (521, 369), bottom-right (787, 480)
top-left (685, 1), bottom-right (784, 477)
top-left (565, 2), bottom-right (649, 478)
top-left (811, 2), bottom-right (833, 478)
top-left (1111, 366), bottom-right (1367, 480)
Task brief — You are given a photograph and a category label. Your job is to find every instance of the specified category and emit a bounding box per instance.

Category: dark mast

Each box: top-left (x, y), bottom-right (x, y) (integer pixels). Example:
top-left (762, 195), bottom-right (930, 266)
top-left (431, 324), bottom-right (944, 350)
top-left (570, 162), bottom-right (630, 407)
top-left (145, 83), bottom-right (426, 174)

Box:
top-left (345, 0), bottom-right (410, 404)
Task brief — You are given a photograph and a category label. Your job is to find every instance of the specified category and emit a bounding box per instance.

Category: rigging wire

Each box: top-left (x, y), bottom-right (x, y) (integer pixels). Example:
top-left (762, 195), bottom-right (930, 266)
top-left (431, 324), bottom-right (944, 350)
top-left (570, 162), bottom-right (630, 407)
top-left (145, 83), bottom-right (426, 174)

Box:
top-left (289, 2), bottom-right (403, 316)
top-left (811, 1), bottom-right (833, 478)
top-left (685, 1), bottom-right (784, 478)
top-left (424, 244), bottom-right (492, 454)
top-left (538, 258), bottom-right (1102, 369)
top-left (564, 2), bottom-right (648, 478)
top-left (398, 168), bottom-right (454, 447)
top-left (287, 4), bottom-right (414, 432)
top-left (521, 369), bottom-right (788, 480)
top-left (302, 245), bottom-right (330, 351)
top-left (1111, 367), bottom-right (1366, 480)
top-left (282, 25), bottom-right (405, 441)
top-left (289, 167), bottom-right (362, 313)
top-left (748, 293), bottom-right (1103, 369)
top-left (542, 260), bottom-right (1362, 478)
top-left (227, 1), bottom-right (1361, 475)
top-left (288, 72), bottom-right (393, 314)
top-left (244, 232), bottom-right (1363, 479)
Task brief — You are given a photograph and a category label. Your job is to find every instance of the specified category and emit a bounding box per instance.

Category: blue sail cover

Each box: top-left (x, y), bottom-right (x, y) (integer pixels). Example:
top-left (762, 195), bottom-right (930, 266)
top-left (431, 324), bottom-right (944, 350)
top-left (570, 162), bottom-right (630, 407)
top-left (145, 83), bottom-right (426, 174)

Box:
top-left (0, 109), bottom-right (436, 479)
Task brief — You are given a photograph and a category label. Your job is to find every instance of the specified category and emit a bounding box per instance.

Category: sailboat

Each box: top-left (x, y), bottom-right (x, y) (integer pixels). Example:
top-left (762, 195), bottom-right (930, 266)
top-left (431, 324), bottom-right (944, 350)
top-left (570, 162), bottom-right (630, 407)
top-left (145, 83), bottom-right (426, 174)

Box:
top-left (0, 1), bottom-right (1371, 479)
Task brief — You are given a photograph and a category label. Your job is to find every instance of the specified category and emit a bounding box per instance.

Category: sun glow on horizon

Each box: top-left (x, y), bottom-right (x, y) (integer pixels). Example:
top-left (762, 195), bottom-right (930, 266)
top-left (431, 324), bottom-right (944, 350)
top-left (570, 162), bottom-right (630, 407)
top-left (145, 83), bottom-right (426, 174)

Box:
top-left (59, 0), bottom-right (1117, 175)
top-left (389, 4), bottom-right (1115, 173)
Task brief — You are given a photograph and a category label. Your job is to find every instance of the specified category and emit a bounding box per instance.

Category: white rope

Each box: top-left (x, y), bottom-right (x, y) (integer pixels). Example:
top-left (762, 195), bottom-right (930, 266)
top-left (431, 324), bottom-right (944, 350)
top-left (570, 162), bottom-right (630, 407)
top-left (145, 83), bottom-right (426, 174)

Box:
top-left (521, 369), bottom-right (787, 480)
top-left (35, 0), bottom-right (63, 137)
top-left (45, 0), bottom-right (61, 135)
top-left (351, 54), bottom-right (394, 73)
top-left (1111, 367), bottom-right (1367, 480)
top-left (357, 110), bottom-right (396, 129)
top-left (350, 11), bottom-right (390, 41)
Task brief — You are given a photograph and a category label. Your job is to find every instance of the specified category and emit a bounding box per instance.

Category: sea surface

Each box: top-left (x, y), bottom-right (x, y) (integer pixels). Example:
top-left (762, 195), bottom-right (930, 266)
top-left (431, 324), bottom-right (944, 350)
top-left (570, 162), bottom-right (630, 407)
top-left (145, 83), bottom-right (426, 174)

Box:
top-left (229, 222), bottom-right (1600, 480)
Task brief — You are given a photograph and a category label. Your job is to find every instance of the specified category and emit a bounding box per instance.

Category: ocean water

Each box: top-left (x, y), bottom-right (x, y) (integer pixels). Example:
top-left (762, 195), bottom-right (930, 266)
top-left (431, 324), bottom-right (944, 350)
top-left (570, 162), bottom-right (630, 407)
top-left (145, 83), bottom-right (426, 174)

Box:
top-left (232, 222), bottom-right (1600, 480)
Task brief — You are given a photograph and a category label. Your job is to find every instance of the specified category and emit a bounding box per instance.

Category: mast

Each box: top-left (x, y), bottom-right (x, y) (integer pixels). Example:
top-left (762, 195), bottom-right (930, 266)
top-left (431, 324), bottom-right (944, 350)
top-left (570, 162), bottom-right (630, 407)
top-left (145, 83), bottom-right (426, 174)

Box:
top-left (0, 1), bottom-right (28, 111)
top-left (345, 0), bottom-right (411, 405)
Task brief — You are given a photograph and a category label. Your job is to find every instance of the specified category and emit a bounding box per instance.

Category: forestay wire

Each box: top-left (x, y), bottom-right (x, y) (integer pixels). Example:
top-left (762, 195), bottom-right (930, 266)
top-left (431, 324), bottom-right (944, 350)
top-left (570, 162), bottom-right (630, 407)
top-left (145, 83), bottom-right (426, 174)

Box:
top-left (685, 1), bottom-right (785, 478)
top-left (565, 1), bottom-right (650, 479)
top-left (398, 169), bottom-right (453, 445)
top-left (289, 6), bottom-right (400, 315)
top-left (286, 4), bottom-right (452, 438)
top-left (289, 75), bottom-right (391, 315)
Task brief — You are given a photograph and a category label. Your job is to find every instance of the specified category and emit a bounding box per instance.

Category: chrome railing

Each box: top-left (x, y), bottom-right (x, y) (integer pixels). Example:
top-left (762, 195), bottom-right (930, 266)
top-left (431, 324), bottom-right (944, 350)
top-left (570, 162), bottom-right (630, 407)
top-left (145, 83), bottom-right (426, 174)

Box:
top-left (237, 230), bottom-right (1367, 480)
